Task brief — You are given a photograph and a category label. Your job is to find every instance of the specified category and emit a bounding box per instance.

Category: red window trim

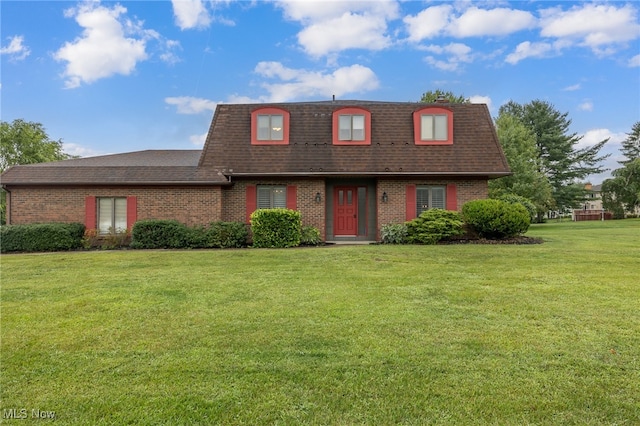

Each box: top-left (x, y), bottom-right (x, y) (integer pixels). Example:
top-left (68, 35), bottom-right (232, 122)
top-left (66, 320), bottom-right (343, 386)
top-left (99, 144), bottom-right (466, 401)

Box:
top-left (251, 107), bottom-right (290, 145)
top-left (413, 106), bottom-right (454, 145)
top-left (332, 106), bottom-right (371, 145)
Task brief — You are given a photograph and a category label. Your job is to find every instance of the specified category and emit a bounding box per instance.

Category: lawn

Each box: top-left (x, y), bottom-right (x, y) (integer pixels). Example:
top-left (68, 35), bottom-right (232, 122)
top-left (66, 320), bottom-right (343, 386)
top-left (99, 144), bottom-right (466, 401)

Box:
top-left (1, 219), bottom-right (639, 425)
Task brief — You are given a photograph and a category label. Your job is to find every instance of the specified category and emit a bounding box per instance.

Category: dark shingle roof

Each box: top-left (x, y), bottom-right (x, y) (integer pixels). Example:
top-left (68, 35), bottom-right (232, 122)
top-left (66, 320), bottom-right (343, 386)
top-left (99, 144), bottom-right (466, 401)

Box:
top-left (199, 100), bottom-right (510, 177)
top-left (1, 150), bottom-right (229, 186)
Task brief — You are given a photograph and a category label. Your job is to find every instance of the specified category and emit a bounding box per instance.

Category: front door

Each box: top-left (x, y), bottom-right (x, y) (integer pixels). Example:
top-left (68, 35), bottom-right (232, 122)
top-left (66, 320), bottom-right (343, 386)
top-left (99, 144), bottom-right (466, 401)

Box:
top-left (334, 186), bottom-right (358, 236)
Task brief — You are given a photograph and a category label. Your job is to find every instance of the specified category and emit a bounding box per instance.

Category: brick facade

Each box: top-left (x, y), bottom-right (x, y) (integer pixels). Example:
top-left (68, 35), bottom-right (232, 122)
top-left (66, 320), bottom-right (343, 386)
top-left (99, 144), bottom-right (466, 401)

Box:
top-left (6, 186), bottom-right (223, 228)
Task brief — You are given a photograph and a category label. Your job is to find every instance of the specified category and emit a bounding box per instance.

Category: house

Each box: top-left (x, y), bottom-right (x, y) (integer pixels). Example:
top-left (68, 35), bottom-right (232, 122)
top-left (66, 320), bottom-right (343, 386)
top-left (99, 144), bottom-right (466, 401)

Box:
top-left (573, 183), bottom-right (611, 221)
top-left (1, 100), bottom-right (511, 242)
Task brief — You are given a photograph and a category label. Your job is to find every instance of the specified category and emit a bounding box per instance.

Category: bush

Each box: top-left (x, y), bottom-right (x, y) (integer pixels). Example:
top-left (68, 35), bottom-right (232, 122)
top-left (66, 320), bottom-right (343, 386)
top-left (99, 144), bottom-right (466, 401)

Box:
top-left (497, 194), bottom-right (537, 223)
top-left (405, 209), bottom-right (464, 244)
top-left (130, 220), bottom-right (190, 249)
top-left (380, 223), bottom-right (408, 244)
top-left (462, 199), bottom-right (530, 239)
top-left (207, 221), bottom-right (248, 248)
top-left (300, 225), bottom-right (322, 246)
top-left (1, 222), bottom-right (85, 253)
top-left (251, 208), bottom-right (301, 248)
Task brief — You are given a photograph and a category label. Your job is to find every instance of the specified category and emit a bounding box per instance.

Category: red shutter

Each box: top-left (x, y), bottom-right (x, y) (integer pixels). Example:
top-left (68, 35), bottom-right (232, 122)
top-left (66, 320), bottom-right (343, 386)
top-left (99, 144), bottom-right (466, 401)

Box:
top-left (126, 196), bottom-right (137, 230)
top-left (406, 185), bottom-right (416, 221)
top-left (246, 185), bottom-right (257, 223)
top-left (85, 196), bottom-right (97, 230)
top-left (286, 186), bottom-right (297, 210)
top-left (446, 184), bottom-right (457, 211)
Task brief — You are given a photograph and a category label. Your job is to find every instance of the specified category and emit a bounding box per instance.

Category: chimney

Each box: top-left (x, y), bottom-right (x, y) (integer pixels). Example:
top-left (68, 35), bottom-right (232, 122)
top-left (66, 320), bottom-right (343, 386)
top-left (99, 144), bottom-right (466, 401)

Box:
top-left (436, 95), bottom-right (448, 103)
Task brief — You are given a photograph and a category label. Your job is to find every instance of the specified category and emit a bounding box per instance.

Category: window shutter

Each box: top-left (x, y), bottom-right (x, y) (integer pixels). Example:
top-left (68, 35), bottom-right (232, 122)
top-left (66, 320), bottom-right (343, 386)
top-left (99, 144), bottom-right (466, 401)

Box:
top-left (286, 186), bottom-right (297, 210)
top-left (127, 196), bottom-right (137, 230)
top-left (406, 185), bottom-right (417, 221)
top-left (246, 185), bottom-right (257, 223)
top-left (85, 196), bottom-right (97, 230)
top-left (446, 184), bottom-right (457, 211)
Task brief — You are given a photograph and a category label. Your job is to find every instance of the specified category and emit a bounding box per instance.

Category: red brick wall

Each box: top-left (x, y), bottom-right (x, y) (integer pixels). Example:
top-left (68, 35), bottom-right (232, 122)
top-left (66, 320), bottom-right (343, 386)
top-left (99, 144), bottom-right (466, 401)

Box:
top-left (377, 178), bottom-right (488, 227)
top-left (6, 186), bottom-right (223, 228)
top-left (222, 178), bottom-right (326, 239)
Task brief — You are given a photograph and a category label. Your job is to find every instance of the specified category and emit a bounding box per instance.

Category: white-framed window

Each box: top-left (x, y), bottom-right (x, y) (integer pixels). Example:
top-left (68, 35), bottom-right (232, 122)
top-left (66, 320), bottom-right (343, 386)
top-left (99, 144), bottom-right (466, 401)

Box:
top-left (421, 114), bottom-right (448, 141)
top-left (257, 185), bottom-right (287, 208)
top-left (257, 114), bottom-right (284, 141)
top-left (98, 197), bottom-right (127, 234)
top-left (338, 114), bottom-right (365, 141)
top-left (417, 186), bottom-right (446, 215)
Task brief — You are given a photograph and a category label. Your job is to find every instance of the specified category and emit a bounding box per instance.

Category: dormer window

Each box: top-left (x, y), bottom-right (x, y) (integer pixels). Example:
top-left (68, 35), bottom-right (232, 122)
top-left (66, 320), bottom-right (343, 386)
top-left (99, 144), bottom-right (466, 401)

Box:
top-left (413, 106), bottom-right (453, 145)
top-left (251, 107), bottom-right (290, 145)
top-left (333, 107), bottom-right (371, 145)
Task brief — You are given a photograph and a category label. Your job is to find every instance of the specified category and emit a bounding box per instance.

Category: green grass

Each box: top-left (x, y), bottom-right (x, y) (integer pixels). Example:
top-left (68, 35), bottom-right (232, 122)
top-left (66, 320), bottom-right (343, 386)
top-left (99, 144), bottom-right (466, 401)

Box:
top-left (1, 219), bottom-right (639, 425)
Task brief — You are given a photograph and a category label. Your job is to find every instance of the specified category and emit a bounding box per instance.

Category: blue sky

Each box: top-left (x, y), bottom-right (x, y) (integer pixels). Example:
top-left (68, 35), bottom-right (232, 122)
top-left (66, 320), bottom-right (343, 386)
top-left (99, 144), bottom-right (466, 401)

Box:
top-left (2, 0), bottom-right (639, 183)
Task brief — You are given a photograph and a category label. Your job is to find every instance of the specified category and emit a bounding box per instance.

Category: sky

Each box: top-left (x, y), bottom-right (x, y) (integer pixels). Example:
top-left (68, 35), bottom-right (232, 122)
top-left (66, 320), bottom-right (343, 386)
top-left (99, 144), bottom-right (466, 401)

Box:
top-left (2, 0), bottom-right (639, 184)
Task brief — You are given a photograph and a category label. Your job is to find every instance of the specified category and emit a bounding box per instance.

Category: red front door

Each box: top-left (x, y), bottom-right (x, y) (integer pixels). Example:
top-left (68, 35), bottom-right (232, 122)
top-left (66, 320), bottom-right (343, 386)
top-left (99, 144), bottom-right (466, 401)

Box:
top-left (334, 186), bottom-right (358, 236)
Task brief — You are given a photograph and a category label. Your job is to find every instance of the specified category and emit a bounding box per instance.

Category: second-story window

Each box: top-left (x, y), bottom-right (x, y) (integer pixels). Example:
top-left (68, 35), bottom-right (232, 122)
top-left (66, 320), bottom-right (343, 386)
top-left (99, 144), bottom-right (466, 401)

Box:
top-left (338, 114), bottom-right (365, 141)
top-left (251, 107), bottom-right (290, 145)
top-left (257, 114), bottom-right (284, 141)
top-left (413, 106), bottom-right (453, 145)
top-left (421, 114), bottom-right (448, 141)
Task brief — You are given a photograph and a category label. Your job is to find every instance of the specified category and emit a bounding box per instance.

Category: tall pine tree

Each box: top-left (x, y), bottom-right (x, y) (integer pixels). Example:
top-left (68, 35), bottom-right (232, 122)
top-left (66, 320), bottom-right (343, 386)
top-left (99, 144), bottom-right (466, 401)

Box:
top-left (499, 100), bottom-right (609, 212)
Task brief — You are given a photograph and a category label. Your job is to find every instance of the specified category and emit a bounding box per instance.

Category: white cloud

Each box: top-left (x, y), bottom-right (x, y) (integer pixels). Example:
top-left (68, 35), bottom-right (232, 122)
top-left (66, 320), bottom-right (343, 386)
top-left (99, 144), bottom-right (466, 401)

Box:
top-left (171, 0), bottom-right (211, 30)
top-left (404, 5), bottom-right (534, 42)
top-left (165, 96), bottom-right (217, 114)
top-left (1, 35), bottom-right (31, 61)
top-left (276, 0), bottom-right (399, 57)
top-left (190, 132), bottom-right (208, 147)
top-left (54, 3), bottom-right (151, 88)
top-left (505, 41), bottom-right (554, 65)
top-left (578, 101), bottom-right (593, 112)
top-left (539, 4), bottom-right (640, 56)
top-left (62, 142), bottom-right (105, 158)
top-left (629, 54), bottom-right (640, 67)
top-left (403, 5), bottom-right (453, 42)
top-left (448, 7), bottom-right (536, 38)
top-left (252, 61), bottom-right (379, 102)
top-left (563, 84), bottom-right (581, 91)
top-left (422, 42), bottom-right (473, 71)
top-left (469, 95), bottom-right (492, 110)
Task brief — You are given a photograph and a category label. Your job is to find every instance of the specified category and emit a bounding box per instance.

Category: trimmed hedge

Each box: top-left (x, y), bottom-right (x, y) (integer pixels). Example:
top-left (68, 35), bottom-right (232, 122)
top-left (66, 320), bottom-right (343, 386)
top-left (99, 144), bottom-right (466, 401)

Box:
top-left (131, 220), bottom-right (248, 249)
top-left (462, 199), bottom-right (530, 239)
top-left (497, 194), bottom-right (537, 223)
top-left (406, 209), bottom-right (465, 244)
top-left (1, 222), bottom-right (85, 253)
top-left (300, 225), bottom-right (322, 246)
top-left (251, 208), bottom-right (301, 248)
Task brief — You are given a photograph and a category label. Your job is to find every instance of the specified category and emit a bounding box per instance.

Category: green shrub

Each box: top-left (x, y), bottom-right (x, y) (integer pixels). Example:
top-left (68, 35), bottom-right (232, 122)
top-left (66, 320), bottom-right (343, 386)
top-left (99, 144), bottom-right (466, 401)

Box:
top-left (300, 225), bottom-right (322, 246)
top-left (251, 209), bottom-right (301, 248)
top-left (1, 222), bottom-right (85, 253)
top-left (462, 199), bottom-right (530, 239)
top-left (405, 209), bottom-right (464, 244)
top-left (497, 194), bottom-right (537, 222)
top-left (380, 223), bottom-right (408, 244)
top-left (130, 220), bottom-right (190, 249)
top-left (207, 221), bottom-right (248, 248)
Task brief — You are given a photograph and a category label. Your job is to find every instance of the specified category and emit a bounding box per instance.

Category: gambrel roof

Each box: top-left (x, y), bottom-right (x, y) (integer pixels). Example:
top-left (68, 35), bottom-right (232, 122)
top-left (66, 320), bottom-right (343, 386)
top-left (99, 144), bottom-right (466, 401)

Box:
top-left (1, 100), bottom-right (510, 187)
top-left (199, 100), bottom-right (510, 178)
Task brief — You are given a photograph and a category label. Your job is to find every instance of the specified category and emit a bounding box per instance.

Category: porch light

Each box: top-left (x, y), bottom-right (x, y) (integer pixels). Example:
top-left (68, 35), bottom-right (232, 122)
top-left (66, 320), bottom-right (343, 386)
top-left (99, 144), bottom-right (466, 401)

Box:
top-left (382, 192), bottom-right (388, 203)
top-left (315, 192), bottom-right (322, 203)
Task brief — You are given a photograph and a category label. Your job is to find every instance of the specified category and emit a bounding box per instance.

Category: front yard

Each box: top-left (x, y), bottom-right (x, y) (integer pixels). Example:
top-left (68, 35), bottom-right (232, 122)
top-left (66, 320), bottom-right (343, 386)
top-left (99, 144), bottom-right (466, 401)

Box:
top-left (1, 220), bottom-right (639, 424)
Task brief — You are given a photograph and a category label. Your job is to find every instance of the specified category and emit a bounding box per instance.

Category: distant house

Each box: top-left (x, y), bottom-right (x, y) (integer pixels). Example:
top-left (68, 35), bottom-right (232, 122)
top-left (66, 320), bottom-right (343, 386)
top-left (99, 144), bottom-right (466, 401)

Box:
top-left (572, 183), bottom-right (612, 221)
top-left (1, 100), bottom-right (511, 242)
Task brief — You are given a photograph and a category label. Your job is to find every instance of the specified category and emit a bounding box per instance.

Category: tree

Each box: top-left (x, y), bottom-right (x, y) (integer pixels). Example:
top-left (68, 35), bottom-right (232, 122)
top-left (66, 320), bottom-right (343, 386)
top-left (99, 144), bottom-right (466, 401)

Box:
top-left (1, 119), bottom-right (75, 224)
top-left (488, 113), bottom-right (553, 219)
top-left (620, 121), bottom-right (640, 164)
top-left (601, 122), bottom-right (640, 216)
top-left (419, 89), bottom-right (469, 103)
top-left (499, 100), bottom-right (609, 212)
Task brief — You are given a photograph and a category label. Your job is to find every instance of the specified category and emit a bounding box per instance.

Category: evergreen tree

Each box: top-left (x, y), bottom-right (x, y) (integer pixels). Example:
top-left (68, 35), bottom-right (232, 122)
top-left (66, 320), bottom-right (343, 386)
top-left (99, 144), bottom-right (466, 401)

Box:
top-left (620, 121), bottom-right (640, 163)
top-left (499, 100), bottom-right (609, 212)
